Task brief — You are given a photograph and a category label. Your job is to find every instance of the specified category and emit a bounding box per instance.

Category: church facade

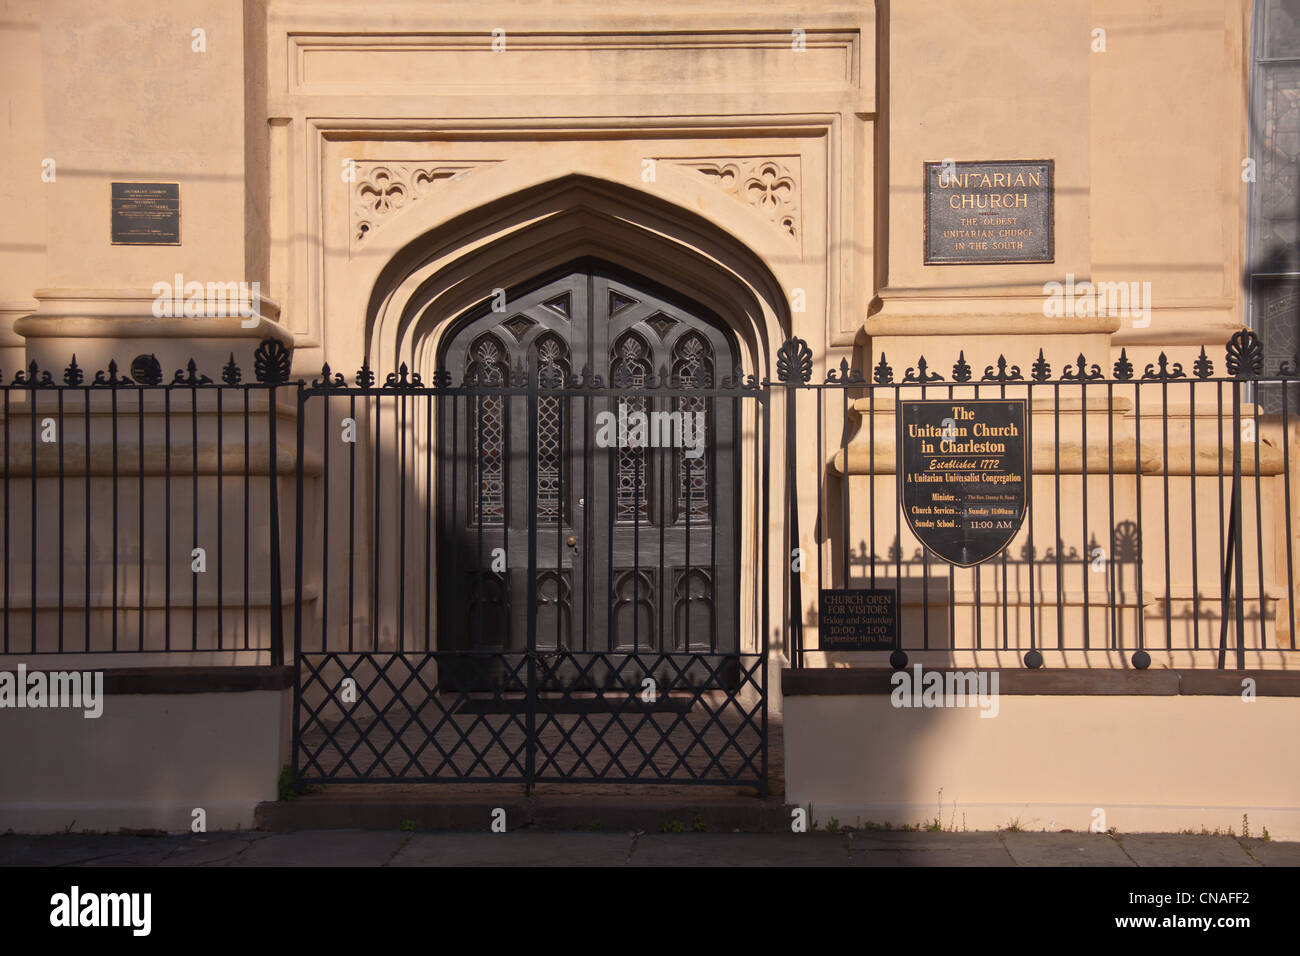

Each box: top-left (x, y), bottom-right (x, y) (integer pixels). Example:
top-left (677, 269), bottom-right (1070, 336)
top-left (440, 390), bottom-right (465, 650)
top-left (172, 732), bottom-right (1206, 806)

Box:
top-left (2, 0), bottom-right (1299, 837)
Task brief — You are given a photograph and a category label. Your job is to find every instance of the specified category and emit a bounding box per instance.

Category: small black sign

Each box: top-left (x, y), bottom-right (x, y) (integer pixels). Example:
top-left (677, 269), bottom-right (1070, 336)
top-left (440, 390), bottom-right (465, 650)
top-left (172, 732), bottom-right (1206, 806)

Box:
top-left (924, 159), bottom-right (1053, 264)
top-left (111, 182), bottom-right (180, 245)
top-left (818, 588), bottom-right (897, 650)
top-left (899, 399), bottom-right (1028, 567)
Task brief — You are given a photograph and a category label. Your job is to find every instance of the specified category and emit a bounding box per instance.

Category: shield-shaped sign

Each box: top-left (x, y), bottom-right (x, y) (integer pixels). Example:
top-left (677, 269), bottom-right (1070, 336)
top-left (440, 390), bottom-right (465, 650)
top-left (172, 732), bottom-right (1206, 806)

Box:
top-left (898, 399), bottom-right (1028, 568)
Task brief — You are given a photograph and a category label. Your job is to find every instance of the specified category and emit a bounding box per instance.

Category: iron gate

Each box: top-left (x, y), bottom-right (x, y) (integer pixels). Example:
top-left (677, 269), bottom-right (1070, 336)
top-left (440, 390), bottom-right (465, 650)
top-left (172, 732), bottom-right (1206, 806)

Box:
top-left (290, 355), bottom-right (770, 790)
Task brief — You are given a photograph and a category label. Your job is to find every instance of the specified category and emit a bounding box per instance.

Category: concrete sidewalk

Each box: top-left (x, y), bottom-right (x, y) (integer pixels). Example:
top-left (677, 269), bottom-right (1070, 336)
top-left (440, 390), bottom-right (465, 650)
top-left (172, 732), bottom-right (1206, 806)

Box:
top-left (2, 829), bottom-right (1297, 867)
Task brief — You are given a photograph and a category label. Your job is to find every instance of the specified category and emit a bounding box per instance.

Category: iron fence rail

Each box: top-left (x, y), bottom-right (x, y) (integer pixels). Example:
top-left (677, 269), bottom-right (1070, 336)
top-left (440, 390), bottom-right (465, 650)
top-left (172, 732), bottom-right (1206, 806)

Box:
top-left (778, 329), bottom-right (1300, 669)
top-left (2, 328), bottom-right (1297, 788)
top-left (0, 341), bottom-right (293, 661)
top-left (2, 327), bottom-right (1289, 686)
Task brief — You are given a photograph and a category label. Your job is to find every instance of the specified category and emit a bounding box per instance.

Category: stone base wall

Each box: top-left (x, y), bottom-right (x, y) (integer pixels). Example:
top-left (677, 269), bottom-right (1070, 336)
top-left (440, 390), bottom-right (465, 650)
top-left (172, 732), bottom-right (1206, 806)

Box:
top-left (0, 666), bottom-right (291, 833)
top-left (783, 667), bottom-right (1300, 839)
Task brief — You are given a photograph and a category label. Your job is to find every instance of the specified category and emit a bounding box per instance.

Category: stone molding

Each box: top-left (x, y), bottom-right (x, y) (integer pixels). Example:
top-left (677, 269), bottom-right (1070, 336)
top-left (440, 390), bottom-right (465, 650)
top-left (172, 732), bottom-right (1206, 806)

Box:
top-left (15, 288), bottom-right (289, 349)
top-left (350, 161), bottom-right (501, 249)
top-left (781, 667), bottom-right (1300, 696)
top-left (11, 289), bottom-right (294, 384)
top-left (0, 666), bottom-right (294, 695)
top-left (670, 157), bottom-right (802, 245)
top-left (17, 288), bottom-right (283, 332)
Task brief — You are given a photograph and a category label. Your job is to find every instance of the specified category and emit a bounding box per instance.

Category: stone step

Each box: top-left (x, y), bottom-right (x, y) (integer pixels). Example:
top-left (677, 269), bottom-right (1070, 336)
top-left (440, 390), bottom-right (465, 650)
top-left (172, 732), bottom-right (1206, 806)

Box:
top-left (256, 789), bottom-right (793, 834)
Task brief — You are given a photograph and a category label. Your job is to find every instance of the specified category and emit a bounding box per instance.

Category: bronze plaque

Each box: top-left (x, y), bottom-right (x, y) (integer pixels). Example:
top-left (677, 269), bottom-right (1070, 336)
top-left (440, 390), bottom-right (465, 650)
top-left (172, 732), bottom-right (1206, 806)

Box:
top-left (899, 399), bottom-right (1028, 567)
top-left (924, 160), bottom-right (1053, 264)
top-left (818, 588), bottom-right (897, 650)
top-left (111, 182), bottom-right (180, 245)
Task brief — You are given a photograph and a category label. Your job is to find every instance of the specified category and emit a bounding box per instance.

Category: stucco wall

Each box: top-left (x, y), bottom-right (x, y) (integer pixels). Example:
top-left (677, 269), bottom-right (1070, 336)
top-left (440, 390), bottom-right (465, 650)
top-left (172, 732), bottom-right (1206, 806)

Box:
top-left (0, 677), bottom-right (289, 833)
top-left (37, 0), bottom-right (247, 289)
top-left (784, 670), bottom-right (1300, 838)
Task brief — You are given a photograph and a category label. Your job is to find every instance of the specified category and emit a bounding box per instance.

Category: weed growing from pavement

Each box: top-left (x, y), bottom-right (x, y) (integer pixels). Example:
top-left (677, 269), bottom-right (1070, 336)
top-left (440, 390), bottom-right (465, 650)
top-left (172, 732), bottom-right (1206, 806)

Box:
top-left (277, 767), bottom-right (296, 801)
top-left (277, 766), bottom-right (321, 801)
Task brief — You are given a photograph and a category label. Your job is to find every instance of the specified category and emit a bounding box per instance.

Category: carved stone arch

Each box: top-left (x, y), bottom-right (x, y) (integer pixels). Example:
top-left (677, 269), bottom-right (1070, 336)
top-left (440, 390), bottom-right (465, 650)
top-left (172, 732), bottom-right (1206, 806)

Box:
top-left (350, 175), bottom-right (786, 384)
top-left (349, 178), bottom-right (791, 677)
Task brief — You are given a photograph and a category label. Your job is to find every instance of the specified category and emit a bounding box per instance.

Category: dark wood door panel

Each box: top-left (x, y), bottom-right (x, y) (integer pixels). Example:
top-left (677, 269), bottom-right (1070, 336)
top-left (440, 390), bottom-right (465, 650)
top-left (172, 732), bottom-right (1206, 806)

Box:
top-left (438, 263), bottom-right (740, 660)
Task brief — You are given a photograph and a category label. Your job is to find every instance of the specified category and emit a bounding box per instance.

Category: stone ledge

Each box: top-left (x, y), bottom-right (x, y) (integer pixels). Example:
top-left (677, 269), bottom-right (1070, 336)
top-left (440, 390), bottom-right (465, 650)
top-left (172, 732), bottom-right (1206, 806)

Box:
top-left (255, 791), bottom-right (794, 833)
top-left (780, 667), bottom-right (1300, 697)
top-left (0, 664), bottom-right (292, 694)
top-left (1177, 669), bottom-right (1300, 697)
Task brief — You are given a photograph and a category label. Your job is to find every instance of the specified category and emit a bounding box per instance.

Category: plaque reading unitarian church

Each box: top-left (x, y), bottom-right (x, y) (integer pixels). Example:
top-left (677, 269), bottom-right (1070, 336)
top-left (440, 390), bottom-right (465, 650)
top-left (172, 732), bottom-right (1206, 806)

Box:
top-left (924, 160), bottom-right (1053, 264)
top-left (111, 182), bottom-right (180, 245)
top-left (899, 399), bottom-right (1028, 567)
top-left (818, 588), bottom-right (897, 650)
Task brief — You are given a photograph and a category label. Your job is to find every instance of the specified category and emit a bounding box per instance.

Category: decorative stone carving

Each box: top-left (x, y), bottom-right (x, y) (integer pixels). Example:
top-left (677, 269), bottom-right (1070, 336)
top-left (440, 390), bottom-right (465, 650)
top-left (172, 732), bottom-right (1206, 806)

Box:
top-left (350, 161), bottom-right (500, 245)
top-left (672, 157), bottom-right (802, 243)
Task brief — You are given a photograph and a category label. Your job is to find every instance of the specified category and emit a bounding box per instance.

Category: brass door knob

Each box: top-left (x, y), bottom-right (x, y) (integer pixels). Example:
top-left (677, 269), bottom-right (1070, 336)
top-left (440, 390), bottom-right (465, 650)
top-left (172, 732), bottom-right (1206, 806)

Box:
top-left (566, 535), bottom-right (578, 548)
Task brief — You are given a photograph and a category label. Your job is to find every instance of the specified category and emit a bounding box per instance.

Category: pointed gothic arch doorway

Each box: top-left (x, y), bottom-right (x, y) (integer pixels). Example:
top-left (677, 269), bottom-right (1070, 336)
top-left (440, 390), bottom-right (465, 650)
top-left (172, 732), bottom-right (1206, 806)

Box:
top-left (294, 252), bottom-right (769, 787)
top-left (436, 260), bottom-right (742, 683)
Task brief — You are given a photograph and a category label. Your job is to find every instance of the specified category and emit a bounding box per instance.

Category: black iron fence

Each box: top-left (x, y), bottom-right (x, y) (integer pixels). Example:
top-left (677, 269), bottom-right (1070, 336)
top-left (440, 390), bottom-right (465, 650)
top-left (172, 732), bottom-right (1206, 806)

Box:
top-left (290, 359), bottom-right (770, 786)
top-left (3, 327), bottom-right (1297, 787)
top-left (0, 341), bottom-right (295, 661)
top-left (780, 328), bottom-right (1300, 670)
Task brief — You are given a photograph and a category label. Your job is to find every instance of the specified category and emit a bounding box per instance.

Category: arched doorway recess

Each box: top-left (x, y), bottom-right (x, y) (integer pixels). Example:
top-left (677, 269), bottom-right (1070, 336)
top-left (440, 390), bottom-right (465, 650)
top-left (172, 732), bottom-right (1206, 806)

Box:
top-left (436, 260), bottom-right (741, 682)
top-left (293, 177), bottom-right (796, 790)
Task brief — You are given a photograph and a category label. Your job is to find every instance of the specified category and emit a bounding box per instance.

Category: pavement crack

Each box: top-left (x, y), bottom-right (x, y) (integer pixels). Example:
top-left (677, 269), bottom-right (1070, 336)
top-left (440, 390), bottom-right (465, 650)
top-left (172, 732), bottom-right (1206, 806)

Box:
top-left (1110, 834), bottom-right (1140, 866)
top-left (995, 831), bottom-right (1019, 865)
top-left (1234, 837), bottom-right (1263, 866)
top-left (624, 830), bottom-right (642, 865)
top-left (224, 833), bottom-right (270, 866)
top-left (158, 840), bottom-right (185, 864)
top-left (382, 834), bottom-right (413, 867)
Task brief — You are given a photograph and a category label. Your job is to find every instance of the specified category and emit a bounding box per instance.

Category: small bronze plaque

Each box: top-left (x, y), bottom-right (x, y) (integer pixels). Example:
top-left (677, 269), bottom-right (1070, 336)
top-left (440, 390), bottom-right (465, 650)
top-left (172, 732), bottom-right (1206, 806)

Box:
top-left (818, 588), bottom-right (897, 650)
top-left (111, 182), bottom-right (180, 245)
top-left (899, 399), bottom-right (1028, 567)
top-left (924, 160), bottom-right (1052, 264)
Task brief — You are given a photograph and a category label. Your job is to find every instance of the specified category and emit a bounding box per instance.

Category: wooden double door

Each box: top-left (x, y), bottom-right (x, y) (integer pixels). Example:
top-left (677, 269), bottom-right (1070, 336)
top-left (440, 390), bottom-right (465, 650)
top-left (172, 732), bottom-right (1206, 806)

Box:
top-left (436, 264), bottom-right (741, 673)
